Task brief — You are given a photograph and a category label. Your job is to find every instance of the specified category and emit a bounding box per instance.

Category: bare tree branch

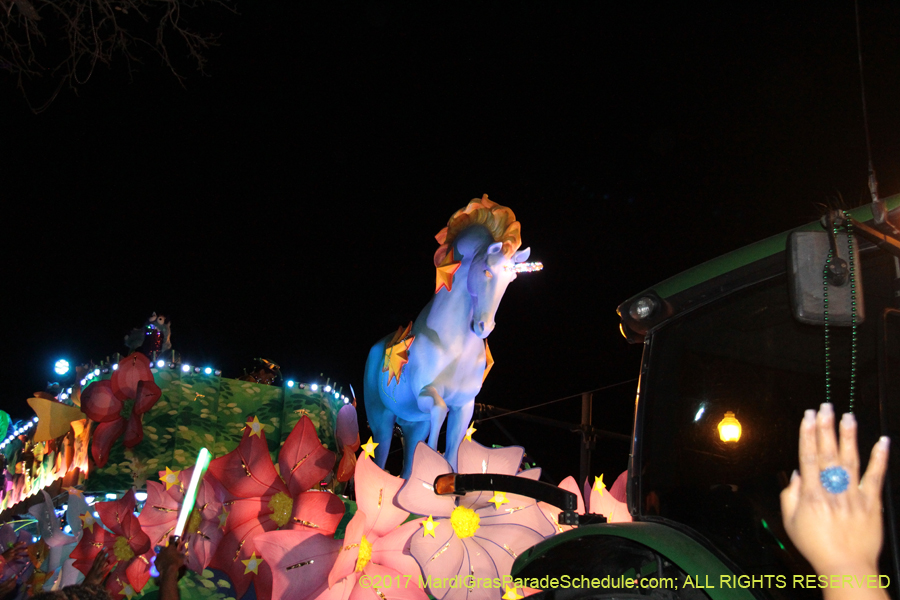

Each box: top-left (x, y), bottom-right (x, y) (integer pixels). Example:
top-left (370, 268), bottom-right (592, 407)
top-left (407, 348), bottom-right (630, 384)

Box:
top-left (1, 0), bottom-right (234, 112)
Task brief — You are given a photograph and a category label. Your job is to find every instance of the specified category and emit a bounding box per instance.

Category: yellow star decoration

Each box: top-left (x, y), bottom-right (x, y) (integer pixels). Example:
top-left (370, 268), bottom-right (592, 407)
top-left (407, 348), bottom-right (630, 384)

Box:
top-left (383, 323), bottom-right (414, 385)
top-left (421, 515), bottom-right (439, 537)
top-left (593, 474), bottom-right (605, 496)
top-left (161, 467), bottom-right (181, 491)
top-left (247, 416), bottom-right (264, 438)
top-left (121, 583), bottom-right (137, 600)
top-left (465, 423), bottom-right (477, 442)
top-left (482, 340), bottom-right (494, 383)
top-left (435, 248), bottom-right (461, 294)
top-left (79, 512), bottom-right (95, 533)
top-left (502, 585), bottom-right (524, 600)
top-left (489, 492), bottom-right (509, 510)
top-left (218, 510), bottom-right (229, 529)
top-left (242, 552), bottom-right (264, 574)
top-left (361, 437), bottom-right (379, 459)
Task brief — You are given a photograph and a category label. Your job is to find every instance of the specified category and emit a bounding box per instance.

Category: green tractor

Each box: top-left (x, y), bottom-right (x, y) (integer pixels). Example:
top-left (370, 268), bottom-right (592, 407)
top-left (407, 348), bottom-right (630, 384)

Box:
top-left (504, 196), bottom-right (900, 599)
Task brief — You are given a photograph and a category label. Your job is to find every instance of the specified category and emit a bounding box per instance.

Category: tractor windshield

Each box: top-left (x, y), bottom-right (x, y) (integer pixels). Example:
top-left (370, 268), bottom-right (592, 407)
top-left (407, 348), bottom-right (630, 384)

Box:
top-left (634, 250), bottom-right (898, 600)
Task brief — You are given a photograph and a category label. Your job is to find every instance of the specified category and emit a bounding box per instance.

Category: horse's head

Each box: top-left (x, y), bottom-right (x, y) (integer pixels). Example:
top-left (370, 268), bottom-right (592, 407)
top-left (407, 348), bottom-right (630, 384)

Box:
top-left (467, 242), bottom-right (531, 338)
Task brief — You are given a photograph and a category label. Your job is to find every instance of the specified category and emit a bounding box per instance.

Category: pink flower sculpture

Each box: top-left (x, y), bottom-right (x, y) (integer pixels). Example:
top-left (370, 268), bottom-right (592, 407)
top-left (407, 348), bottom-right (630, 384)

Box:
top-left (539, 475), bottom-right (631, 533)
top-left (206, 416), bottom-right (345, 600)
top-left (139, 466), bottom-right (224, 573)
top-left (396, 441), bottom-right (556, 600)
top-left (81, 352), bottom-right (162, 467)
top-left (257, 454), bottom-right (427, 600)
top-left (70, 490), bottom-right (154, 598)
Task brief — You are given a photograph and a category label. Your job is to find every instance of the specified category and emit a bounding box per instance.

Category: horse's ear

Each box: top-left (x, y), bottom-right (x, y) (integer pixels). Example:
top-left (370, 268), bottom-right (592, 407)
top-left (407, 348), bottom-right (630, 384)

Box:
top-left (514, 247), bottom-right (531, 263)
top-left (487, 242), bottom-right (503, 255)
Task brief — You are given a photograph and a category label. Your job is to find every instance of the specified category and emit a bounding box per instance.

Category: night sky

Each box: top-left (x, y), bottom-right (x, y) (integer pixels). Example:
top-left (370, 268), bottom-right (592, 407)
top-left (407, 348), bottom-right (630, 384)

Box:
top-left (3, 2), bottom-right (899, 483)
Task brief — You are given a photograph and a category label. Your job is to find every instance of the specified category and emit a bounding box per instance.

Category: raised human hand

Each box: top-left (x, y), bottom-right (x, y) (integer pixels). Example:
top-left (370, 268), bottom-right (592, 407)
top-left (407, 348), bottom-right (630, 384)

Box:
top-left (780, 404), bottom-right (890, 582)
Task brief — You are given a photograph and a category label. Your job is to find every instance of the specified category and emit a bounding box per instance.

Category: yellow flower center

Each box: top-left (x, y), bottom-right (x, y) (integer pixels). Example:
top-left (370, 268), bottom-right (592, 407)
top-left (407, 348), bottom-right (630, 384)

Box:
top-left (450, 506), bottom-right (480, 539)
top-left (355, 535), bottom-right (373, 572)
top-left (268, 491), bottom-right (294, 528)
top-left (186, 507), bottom-right (202, 535)
top-left (113, 536), bottom-right (134, 562)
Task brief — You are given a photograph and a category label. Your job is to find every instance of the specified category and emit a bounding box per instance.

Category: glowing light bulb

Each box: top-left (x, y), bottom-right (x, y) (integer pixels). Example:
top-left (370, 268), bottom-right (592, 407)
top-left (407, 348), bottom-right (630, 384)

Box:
top-left (157, 360), bottom-right (165, 368)
top-left (85, 496), bottom-right (95, 504)
top-left (32, 416), bottom-right (38, 422)
top-left (105, 493), bottom-right (118, 500)
top-left (135, 491), bottom-right (148, 502)
top-left (54, 359), bottom-right (70, 375)
top-left (112, 364), bottom-right (119, 371)
top-left (311, 384), bottom-right (318, 391)
top-left (182, 364), bottom-right (191, 372)
top-left (324, 385), bottom-right (332, 393)
top-left (204, 367), bottom-right (212, 375)
top-left (93, 369), bottom-right (100, 376)
top-left (287, 380), bottom-right (295, 387)
top-left (718, 411), bottom-right (742, 443)
top-left (343, 398), bottom-right (349, 404)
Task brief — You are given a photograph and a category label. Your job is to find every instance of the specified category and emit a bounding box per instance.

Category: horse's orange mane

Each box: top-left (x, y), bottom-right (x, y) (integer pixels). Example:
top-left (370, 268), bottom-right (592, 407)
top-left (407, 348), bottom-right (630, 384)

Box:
top-left (433, 194), bottom-right (522, 267)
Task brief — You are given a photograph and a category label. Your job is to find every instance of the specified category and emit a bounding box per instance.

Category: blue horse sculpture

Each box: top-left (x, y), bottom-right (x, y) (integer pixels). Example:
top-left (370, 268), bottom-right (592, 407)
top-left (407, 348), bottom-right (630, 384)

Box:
top-left (363, 195), bottom-right (532, 478)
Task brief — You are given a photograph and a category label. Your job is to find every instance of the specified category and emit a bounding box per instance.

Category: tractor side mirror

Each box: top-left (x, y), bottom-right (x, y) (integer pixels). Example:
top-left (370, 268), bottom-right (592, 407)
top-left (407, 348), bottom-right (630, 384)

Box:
top-left (788, 230), bottom-right (865, 326)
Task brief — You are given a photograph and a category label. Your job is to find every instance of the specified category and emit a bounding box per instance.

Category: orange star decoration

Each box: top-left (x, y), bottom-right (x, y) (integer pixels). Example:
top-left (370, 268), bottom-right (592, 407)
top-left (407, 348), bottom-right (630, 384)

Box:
top-left (79, 512), bottom-right (95, 533)
top-left (247, 416), bottom-right (264, 438)
top-left (421, 515), bottom-right (439, 537)
top-left (361, 436), bottom-right (379, 459)
top-left (489, 492), bottom-right (509, 510)
top-left (593, 474), bottom-right (605, 496)
top-left (161, 467), bottom-right (181, 491)
top-left (435, 248), bottom-right (461, 294)
top-left (383, 322), bottom-right (414, 385)
top-left (465, 423), bottom-right (477, 442)
top-left (242, 552), bottom-right (264, 575)
top-left (482, 340), bottom-right (494, 382)
top-left (502, 586), bottom-right (524, 600)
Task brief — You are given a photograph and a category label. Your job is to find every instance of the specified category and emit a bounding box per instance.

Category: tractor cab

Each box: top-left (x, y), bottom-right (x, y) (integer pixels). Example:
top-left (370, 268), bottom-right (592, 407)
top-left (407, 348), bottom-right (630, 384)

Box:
top-left (510, 196), bottom-right (900, 599)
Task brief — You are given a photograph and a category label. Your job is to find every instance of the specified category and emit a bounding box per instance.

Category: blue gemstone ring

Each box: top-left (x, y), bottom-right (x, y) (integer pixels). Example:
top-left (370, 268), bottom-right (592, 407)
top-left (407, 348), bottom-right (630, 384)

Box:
top-left (820, 466), bottom-right (850, 494)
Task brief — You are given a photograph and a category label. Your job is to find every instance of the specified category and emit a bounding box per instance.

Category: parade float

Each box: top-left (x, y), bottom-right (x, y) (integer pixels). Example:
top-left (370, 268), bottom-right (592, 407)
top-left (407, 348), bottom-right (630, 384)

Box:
top-left (0, 196), bottom-right (629, 600)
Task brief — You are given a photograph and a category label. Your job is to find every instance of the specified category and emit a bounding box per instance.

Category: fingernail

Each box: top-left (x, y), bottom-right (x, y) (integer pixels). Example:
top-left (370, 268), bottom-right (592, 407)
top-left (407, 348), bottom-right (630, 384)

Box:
top-left (791, 469), bottom-right (799, 482)
top-left (841, 412), bottom-right (856, 426)
top-left (819, 403), bottom-right (833, 417)
top-left (878, 436), bottom-right (890, 451)
top-left (803, 409), bottom-right (816, 424)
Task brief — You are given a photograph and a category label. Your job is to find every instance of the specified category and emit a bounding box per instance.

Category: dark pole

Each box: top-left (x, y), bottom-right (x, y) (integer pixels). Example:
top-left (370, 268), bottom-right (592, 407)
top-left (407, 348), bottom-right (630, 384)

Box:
top-left (579, 392), bottom-right (593, 488)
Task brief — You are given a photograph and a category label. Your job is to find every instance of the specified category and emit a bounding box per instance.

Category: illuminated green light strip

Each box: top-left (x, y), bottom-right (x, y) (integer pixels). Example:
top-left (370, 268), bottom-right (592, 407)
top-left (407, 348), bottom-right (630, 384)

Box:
top-left (173, 447), bottom-right (212, 539)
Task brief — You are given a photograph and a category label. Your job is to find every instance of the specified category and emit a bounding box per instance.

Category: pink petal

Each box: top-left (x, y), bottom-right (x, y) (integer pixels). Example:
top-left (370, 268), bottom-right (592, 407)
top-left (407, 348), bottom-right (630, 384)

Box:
top-left (225, 496), bottom-right (271, 530)
top-left (81, 381), bottom-right (123, 423)
top-left (70, 526), bottom-right (115, 576)
top-left (409, 523), bottom-right (464, 600)
top-left (459, 537), bottom-right (500, 600)
top-left (138, 482), bottom-right (178, 533)
top-left (456, 441), bottom-right (524, 510)
top-left (254, 530), bottom-right (341, 600)
top-left (329, 511), bottom-right (366, 588)
top-left (133, 379), bottom-right (162, 414)
top-left (609, 470), bottom-right (628, 503)
top-left (123, 413), bottom-right (144, 448)
top-left (558, 476), bottom-right (585, 514)
top-left (208, 422), bottom-right (286, 500)
top-left (278, 416), bottom-right (336, 497)
top-left (289, 490), bottom-right (346, 536)
top-left (112, 353), bottom-right (154, 400)
top-left (371, 520), bottom-right (424, 580)
top-left (355, 455), bottom-right (409, 537)
top-left (395, 443), bottom-right (456, 518)
top-left (126, 549), bottom-right (153, 592)
top-left (473, 522), bottom-right (548, 575)
top-left (478, 504), bottom-right (556, 538)
top-left (92, 419), bottom-right (126, 468)
top-left (189, 519), bottom-right (223, 573)
top-left (336, 405), bottom-right (360, 450)
top-left (95, 490), bottom-right (134, 537)
top-left (356, 563), bottom-right (428, 600)
top-left (458, 440), bottom-right (523, 476)
top-left (210, 518), bottom-right (270, 599)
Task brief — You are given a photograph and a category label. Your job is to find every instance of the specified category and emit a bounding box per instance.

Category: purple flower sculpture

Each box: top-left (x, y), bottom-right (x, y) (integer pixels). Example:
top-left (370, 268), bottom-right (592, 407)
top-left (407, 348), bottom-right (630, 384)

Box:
top-left (396, 440), bottom-right (555, 600)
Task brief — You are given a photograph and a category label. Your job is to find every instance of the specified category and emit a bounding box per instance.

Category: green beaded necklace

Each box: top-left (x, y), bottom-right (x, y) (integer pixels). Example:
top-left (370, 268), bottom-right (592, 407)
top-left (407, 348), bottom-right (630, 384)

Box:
top-left (823, 210), bottom-right (858, 413)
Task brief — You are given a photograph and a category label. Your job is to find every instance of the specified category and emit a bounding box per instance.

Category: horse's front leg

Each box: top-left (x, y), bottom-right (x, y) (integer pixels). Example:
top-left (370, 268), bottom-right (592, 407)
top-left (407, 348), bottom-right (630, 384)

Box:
top-left (416, 385), bottom-right (448, 451)
top-left (444, 401), bottom-right (474, 472)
